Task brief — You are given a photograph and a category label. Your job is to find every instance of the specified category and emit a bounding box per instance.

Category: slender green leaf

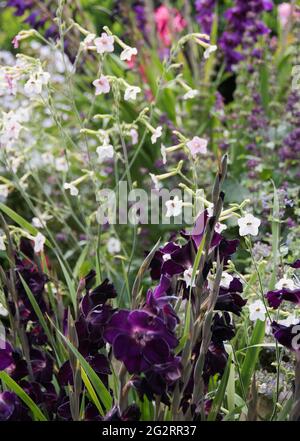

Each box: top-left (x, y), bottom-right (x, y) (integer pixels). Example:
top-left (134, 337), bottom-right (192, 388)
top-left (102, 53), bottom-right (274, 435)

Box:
top-left (238, 320), bottom-right (265, 396)
top-left (54, 326), bottom-right (112, 412)
top-left (57, 255), bottom-right (77, 310)
top-left (207, 354), bottom-right (232, 421)
top-left (0, 203), bottom-right (51, 248)
top-left (81, 367), bottom-right (104, 416)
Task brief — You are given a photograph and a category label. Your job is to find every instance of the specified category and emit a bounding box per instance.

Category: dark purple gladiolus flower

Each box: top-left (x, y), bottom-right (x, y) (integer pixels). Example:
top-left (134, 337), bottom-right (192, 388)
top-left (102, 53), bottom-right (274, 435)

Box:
top-left (0, 341), bottom-right (28, 381)
top-left (57, 360), bottom-right (73, 387)
top-left (30, 348), bottom-right (53, 383)
top-left (104, 309), bottom-right (178, 374)
top-left (0, 391), bottom-right (18, 421)
top-left (58, 354), bottom-right (111, 388)
top-left (0, 341), bottom-right (14, 370)
top-left (149, 242), bottom-right (185, 280)
top-left (216, 277), bottom-right (247, 316)
top-left (272, 321), bottom-right (300, 355)
top-left (211, 312), bottom-right (235, 344)
top-left (15, 257), bottom-right (48, 298)
top-left (217, 238), bottom-right (239, 262)
top-left (266, 288), bottom-right (300, 309)
top-left (0, 391), bottom-right (29, 421)
top-left (203, 342), bottom-right (228, 382)
top-left (183, 210), bottom-right (222, 249)
top-left (76, 276), bottom-right (117, 356)
top-left (144, 275), bottom-right (179, 331)
top-left (103, 404), bottom-right (141, 421)
top-left (132, 356), bottom-right (181, 406)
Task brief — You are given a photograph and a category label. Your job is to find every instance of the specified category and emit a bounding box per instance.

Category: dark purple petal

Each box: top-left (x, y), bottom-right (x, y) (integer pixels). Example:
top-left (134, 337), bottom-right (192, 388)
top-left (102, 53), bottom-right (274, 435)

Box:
top-left (0, 391), bottom-right (16, 421)
top-left (143, 338), bottom-right (170, 364)
top-left (272, 321), bottom-right (300, 352)
top-left (57, 361), bottom-right (73, 386)
top-left (103, 310), bottom-right (131, 343)
top-left (266, 288), bottom-right (300, 309)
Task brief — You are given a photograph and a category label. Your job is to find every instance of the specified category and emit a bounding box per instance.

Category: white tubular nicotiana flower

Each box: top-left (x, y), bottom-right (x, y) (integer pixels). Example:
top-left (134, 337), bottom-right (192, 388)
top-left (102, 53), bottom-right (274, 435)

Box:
top-left (64, 182), bottom-right (79, 196)
top-left (24, 70), bottom-right (50, 97)
top-left (55, 157), bottom-right (68, 172)
top-left (0, 302), bottom-right (8, 317)
top-left (81, 33), bottom-right (96, 50)
top-left (183, 266), bottom-right (197, 288)
top-left (120, 46), bottom-right (138, 61)
top-left (33, 232), bottom-right (46, 253)
top-left (165, 196), bottom-right (183, 218)
top-left (0, 185), bottom-right (9, 200)
top-left (204, 44), bottom-right (217, 59)
top-left (220, 272), bottom-right (234, 289)
top-left (0, 236), bottom-right (6, 251)
top-left (161, 144), bottom-right (167, 164)
top-left (129, 128), bottom-right (138, 145)
top-left (275, 276), bottom-right (295, 290)
top-left (215, 222), bottom-right (227, 234)
top-left (249, 300), bottom-right (267, 322)
top-left (151, 126), bottom-right (163, 144)
top-left (124, 85), bottom-right (141, 101)
top-left (183, 89), bottom-right (199, 100)
top-left (237, 213), bottom-right (261, 237)
top-left (149, 173), bottom-right (162, 191)
top-left (32, 217), bottom-right (43, 228)
top-left (96, 143), bottom-right (114, 163)
top-left (107, 237), bottom-right (121, 254)
top-left (0, 111), bottom-right (23, 146)
top-left (278, 314), bottom-right (298, 327)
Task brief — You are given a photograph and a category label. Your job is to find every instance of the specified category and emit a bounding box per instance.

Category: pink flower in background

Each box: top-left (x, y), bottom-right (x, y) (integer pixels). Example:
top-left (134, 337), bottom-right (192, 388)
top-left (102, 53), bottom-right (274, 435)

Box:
top-left (278, 3), bottom-right (293, 27)
top-left (154, 5), bottom-right (186, 47)
top-left (278, 3), bottom-right (299, 27)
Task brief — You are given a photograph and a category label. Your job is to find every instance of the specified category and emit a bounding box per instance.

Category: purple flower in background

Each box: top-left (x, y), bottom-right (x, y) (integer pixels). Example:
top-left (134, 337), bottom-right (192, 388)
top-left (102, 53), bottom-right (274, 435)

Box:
top-left (104, 309), bottom-right (178, 374)
top-left (133, 1), bottom-right (148, 38)
top-left (195, 0), bottom-right (216, 35)
top-left (7, 0), bottom-right (58, 40)
top-left (219, 0), bottom-right (273, 70)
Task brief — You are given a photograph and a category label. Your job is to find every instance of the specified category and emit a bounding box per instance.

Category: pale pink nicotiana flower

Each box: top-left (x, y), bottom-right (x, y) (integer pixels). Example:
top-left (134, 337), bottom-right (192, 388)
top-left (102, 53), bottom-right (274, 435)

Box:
top-left (92, 75), bottom-right (110, 95)
top-left (186, 136), bottom-right (208, 157)
top-left (94, 33), bottom-right (114, 54)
